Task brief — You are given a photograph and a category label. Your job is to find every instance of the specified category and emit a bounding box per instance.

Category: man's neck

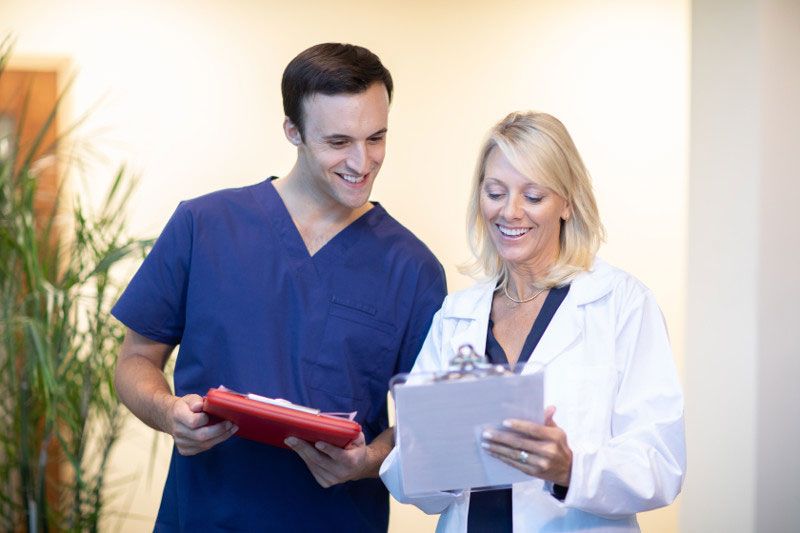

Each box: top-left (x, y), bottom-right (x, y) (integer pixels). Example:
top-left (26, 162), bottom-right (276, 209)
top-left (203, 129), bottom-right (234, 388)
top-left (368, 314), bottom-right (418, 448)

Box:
top-left (274, 167), bottom-right (372, 256)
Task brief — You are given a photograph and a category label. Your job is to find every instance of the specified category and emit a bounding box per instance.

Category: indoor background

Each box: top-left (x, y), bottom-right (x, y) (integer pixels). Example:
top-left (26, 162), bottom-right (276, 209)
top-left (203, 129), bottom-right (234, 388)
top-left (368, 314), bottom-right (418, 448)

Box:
top-left (2, 0), bottom-right (797, 531)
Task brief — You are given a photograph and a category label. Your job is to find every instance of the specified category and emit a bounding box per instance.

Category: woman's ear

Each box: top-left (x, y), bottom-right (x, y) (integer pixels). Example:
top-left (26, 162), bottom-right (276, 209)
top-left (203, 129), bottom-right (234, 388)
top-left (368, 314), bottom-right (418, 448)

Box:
top-left (561, 202), bottom-right (572, 221)
top-left (283, 117), bottom-right (302, 146)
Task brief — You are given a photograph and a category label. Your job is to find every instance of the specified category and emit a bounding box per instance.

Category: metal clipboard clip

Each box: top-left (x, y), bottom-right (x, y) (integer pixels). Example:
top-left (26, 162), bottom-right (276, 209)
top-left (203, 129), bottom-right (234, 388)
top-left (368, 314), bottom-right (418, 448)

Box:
top-left (389, 344), bottom-right (521, 394)
top-left (434, 344), bottom-right (513, 382)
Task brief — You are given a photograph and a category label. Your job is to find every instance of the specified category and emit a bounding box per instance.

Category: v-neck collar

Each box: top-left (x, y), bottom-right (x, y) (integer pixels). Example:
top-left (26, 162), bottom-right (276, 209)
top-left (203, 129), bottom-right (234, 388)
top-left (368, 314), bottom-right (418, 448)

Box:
top-left (252, 177), bottom-right (386, 265)
top-left (486, 284), bottom-right (571, 367)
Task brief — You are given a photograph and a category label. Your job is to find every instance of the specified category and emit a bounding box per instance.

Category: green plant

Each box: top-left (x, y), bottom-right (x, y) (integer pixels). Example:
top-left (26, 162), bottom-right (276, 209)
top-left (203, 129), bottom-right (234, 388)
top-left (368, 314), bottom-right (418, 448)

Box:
top-left (0, 37), bottom-right (152, 531)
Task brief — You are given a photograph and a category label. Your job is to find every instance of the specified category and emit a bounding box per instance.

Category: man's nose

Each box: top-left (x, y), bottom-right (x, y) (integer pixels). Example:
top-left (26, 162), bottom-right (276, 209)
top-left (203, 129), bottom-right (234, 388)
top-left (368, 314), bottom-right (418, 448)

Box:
top-left (347, 143), bottom-right (370, 175)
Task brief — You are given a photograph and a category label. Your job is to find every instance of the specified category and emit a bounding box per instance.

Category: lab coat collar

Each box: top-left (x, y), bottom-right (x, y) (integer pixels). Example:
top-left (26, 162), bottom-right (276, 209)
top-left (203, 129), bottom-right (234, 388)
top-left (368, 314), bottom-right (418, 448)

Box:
top-left (443, 258), bottom-right (617, 368)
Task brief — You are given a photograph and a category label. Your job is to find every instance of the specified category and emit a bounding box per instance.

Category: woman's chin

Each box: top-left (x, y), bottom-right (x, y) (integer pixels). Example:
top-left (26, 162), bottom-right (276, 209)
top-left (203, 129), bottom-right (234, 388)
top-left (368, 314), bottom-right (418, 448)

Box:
top-left (498, 252), bottom-right (533, 268)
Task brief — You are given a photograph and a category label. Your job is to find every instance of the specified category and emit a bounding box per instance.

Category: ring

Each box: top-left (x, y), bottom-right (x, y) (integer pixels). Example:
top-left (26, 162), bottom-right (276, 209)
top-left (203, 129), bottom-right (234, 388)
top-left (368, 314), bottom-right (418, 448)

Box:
top-left (518, 450), bottom-right (529, 464)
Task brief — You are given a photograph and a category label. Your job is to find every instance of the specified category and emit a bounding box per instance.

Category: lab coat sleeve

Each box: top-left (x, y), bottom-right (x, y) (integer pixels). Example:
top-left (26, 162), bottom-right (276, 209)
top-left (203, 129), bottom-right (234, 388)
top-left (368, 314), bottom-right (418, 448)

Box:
top-left (563, 288), bottom-right (686, 519)
top-left (380, 308), bottom-right (462, 514)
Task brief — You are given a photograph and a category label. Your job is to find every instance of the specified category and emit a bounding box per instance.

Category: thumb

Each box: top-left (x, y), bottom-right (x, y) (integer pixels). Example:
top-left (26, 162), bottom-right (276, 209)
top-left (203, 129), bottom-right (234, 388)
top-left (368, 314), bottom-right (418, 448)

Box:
top-left (544, 405), bottom-right (557, 427)
top-left (343, 432), bottom-right (366, 450)
top-left (184, 394), bottom-right (205, 413)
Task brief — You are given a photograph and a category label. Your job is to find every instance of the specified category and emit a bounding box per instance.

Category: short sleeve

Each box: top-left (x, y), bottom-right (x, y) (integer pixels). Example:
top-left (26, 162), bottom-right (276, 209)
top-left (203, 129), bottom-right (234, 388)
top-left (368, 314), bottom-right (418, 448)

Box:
top-left (394, 260), bottom-right (447, 375)
top-left (111, 202), bottom-right (193, 345)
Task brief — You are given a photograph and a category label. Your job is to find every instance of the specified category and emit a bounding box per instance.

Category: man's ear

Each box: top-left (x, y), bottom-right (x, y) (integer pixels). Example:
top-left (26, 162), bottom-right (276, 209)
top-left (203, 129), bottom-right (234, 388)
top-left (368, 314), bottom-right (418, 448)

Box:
top-left (283, 117), bottom-right (302, 146)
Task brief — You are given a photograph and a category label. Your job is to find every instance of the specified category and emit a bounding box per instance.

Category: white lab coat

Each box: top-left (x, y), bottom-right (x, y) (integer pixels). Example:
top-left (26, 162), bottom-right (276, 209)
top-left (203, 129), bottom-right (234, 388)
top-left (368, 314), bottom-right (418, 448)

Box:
top-left (380, 258), bottom-right (685, 532)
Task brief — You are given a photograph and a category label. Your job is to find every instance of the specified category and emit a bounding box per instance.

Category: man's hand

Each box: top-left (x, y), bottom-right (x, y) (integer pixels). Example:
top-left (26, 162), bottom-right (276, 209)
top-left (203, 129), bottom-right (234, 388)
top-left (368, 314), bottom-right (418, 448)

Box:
top-left (114, 329), bottom-right (238, 456)
top-left (167, 393), bottom-right (239, 456)
top-left (285, 431), bottom-right (386, 488)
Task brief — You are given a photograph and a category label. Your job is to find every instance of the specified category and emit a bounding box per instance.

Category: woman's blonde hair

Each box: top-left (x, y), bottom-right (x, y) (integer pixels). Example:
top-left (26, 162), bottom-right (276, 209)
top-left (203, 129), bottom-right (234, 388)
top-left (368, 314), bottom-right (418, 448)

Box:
top-left (461, 111), bottom-right (605, 289)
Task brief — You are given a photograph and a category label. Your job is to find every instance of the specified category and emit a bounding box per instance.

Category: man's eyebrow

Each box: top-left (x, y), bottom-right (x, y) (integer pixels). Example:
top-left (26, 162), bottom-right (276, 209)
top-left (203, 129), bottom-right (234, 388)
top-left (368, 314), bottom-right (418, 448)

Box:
top-left (322, 128), bottom-right (388, 141)
top-left (322, 134), bottom-right (352, 141)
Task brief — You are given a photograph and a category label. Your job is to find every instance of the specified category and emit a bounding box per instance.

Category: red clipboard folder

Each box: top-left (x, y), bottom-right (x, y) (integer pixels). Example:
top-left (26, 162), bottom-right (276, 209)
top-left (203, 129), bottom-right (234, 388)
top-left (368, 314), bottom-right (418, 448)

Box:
top-left (203, 388), bottom-right (361, 449)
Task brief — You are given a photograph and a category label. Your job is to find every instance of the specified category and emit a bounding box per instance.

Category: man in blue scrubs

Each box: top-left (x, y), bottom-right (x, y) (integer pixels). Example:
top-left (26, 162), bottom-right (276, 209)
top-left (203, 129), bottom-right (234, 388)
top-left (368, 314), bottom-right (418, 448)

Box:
top-left (112, 43), bottom-right (446, 532)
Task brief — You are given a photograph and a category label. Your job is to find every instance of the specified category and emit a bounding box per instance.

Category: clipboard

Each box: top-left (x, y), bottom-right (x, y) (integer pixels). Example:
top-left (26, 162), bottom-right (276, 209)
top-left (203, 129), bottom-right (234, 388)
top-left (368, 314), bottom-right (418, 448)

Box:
top-left (203, 387), bottom-right (361, 449)
top-left (391, 345), bottom-right (544, 495)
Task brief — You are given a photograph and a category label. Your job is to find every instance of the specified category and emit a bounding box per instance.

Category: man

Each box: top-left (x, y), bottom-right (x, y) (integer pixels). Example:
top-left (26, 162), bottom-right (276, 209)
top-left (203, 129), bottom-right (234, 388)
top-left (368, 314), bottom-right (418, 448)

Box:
top-left (113, 43), bottom-right (446, 532)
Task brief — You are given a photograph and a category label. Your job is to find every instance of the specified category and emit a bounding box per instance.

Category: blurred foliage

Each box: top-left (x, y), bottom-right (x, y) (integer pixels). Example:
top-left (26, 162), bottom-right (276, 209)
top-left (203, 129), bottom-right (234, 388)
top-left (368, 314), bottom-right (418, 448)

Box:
top-left (0, 36), bottom-right (152, 531)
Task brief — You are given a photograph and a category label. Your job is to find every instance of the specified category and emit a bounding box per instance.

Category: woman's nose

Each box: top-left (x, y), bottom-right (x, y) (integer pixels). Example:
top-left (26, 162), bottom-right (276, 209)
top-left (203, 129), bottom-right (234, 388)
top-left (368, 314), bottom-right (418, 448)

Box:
top-left (501, 196), bottom-right (524, 220)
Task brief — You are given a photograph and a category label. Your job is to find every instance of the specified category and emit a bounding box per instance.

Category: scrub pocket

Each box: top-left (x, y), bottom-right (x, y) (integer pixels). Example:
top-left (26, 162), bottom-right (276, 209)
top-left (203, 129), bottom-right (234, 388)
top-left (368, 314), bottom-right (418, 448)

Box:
top-left (304, 296), bottom-right (398, 406)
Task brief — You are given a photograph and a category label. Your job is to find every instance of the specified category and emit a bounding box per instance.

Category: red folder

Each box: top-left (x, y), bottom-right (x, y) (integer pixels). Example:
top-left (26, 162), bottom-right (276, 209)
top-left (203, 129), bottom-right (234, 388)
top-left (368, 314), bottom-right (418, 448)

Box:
top-left (203, 388), bottom-right (361, 449)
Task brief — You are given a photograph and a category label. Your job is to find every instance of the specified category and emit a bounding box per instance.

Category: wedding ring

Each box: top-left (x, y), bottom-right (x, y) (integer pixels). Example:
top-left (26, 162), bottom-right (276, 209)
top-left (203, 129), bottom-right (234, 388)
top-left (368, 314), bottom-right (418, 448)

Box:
top-left (518, 450), bottom-right (529, 464)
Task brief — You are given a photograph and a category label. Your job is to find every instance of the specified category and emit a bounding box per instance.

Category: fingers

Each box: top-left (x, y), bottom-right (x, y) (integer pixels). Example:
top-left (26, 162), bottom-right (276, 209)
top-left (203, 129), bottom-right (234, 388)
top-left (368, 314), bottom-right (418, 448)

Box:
top-left (489, 450), bottom-right (543, 477)
top-left (501, 406), bottom-right (561, 437)
top-left (174, 421), bottom-right (238, 456)
top-left (185, 394), bottom-right (205, 413)
top-left (285, 434), bottom-right (370, 488)
top-left (172, 396), bottom-right (209, 430)
top-left (481, 413), bottom-right (573, 486)
top-left (500, 419), bottom-right (550, 440)
top-left (481, 434), bottom-right (550, 475)
top-left (285, 437), bottom-right (340, 488)
top-left (315, 432), bottom-right (365, 462)
top-left (287, 438), bottom-right (334, 471)
top-left (170, 394), bottom-right (237, 456)
top-left (544, 405), bottom-right (557, 427)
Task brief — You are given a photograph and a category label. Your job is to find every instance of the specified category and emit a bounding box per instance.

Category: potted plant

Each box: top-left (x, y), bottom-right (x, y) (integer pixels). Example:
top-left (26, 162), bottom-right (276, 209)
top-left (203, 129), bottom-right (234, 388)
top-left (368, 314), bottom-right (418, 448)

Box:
top-left (0, 36), bottom-right (151, 531)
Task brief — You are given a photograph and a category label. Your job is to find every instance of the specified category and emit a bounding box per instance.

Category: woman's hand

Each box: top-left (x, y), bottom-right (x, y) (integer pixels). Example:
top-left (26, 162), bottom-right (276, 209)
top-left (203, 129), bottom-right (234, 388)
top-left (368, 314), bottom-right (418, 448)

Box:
top-left (481, 405), bottom-right (573, 487)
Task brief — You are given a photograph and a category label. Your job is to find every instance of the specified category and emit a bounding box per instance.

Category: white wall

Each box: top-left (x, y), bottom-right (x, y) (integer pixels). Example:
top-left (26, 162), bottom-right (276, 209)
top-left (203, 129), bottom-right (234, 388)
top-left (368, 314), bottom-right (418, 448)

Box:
top-left (2, 1), bottom-right (689, 531)
top-left (685, 0), bottom-right (800, 531)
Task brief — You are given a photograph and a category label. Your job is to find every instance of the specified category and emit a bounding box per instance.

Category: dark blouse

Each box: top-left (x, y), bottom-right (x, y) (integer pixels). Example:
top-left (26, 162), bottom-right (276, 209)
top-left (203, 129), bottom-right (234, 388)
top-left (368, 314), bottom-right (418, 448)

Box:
top-left (467, 284), bottom-right (571, 533)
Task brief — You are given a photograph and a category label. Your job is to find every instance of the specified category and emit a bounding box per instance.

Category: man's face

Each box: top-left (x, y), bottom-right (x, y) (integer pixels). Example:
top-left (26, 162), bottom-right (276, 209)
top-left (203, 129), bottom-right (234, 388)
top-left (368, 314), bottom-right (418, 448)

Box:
top-left (290, 82), bottom-right (389, 211)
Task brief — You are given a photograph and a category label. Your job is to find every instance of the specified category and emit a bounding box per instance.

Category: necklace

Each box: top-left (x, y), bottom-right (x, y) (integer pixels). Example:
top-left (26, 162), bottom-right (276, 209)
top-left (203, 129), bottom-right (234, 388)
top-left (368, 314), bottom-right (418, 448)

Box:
top-left (503, 284), bottom-right (546, 304)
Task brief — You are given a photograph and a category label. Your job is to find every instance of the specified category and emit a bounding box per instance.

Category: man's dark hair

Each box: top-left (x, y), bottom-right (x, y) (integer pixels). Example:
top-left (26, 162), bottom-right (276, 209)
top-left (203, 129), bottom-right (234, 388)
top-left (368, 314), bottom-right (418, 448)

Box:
top-left (282, 43), bottom-right (393, 139)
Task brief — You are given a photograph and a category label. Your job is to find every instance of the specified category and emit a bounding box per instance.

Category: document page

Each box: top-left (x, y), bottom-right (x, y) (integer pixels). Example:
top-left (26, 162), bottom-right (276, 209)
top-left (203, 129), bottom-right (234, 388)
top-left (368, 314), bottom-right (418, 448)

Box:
top-left (394, 371), bottom-right (544, 495)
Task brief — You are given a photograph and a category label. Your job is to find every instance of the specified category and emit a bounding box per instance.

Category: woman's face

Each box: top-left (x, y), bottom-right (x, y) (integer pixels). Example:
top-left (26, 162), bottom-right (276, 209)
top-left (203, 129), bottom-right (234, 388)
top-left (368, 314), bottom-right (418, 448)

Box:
top-left (479, 147), bottom-right (571, 272)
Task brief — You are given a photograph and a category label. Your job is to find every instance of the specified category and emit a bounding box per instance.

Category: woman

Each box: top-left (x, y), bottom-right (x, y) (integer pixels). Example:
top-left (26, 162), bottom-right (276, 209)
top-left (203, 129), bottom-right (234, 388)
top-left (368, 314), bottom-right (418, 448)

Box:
top-left (380, 111), bottom-right (685, 532)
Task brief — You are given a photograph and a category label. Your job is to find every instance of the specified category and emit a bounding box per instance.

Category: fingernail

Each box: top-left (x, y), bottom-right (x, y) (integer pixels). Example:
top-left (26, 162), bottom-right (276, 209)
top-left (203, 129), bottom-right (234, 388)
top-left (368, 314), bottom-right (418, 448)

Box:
top-left (231, 425), bottom-right (238, 433)
top-left (315, 442), bottom-right (325, 450)
top-left (482, 430), bottom-right (493, 439)
top-left (225, 422), bottom-right (232, 430)
top-left (481, 442), bottom-right (491, 449)
top-left (285, 437), bottom-right (296, 446)
top-left (502, 420), bottom-right (513, 428)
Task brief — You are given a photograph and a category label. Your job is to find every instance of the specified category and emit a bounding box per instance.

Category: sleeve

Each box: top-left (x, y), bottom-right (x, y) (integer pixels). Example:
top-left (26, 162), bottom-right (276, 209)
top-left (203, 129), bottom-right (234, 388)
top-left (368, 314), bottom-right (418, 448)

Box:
top-left (393, 259), bottom-right (447, 375)
top-left (111, 202), bottom-right (193, 345)
top-left (381, 307), bottom-right (464, 515)
top-left (562, 288), bottom-right (686, 518)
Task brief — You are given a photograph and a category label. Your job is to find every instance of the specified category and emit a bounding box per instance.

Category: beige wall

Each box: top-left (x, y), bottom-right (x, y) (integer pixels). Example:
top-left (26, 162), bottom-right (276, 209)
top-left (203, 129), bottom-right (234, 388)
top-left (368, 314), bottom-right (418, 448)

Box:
top-left (2, 1), bottom-right (689, 531)
top-left (684, 0), bottom-right (800, 531)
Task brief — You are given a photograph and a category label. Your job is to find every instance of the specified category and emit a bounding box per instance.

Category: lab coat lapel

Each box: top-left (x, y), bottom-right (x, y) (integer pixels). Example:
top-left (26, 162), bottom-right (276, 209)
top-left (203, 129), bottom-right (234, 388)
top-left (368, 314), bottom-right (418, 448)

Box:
top-left (527, 294), bottom-right (582, 369)
top-left (525, 260), bottom-right (614, 370)
top-left (446, 282), bottom-right (494, 359)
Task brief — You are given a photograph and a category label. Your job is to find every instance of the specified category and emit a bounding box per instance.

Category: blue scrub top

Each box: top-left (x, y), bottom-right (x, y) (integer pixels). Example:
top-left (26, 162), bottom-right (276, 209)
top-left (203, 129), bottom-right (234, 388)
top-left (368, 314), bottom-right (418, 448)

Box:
top-left (112, 178), bottom-right (446, 532)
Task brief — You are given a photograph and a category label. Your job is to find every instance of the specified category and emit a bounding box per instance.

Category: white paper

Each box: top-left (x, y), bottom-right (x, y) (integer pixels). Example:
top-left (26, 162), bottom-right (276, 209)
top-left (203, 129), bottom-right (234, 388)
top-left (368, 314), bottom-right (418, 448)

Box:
top-left (394, 371), bottom-right (544, 495)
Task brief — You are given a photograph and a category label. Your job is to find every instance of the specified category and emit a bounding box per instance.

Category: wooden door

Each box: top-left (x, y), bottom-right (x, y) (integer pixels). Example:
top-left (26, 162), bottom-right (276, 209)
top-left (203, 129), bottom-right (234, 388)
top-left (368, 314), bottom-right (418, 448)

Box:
top-left (0, 69), bottom-right (59, 224)
top-left (0, 67), bottom-right (62, 528)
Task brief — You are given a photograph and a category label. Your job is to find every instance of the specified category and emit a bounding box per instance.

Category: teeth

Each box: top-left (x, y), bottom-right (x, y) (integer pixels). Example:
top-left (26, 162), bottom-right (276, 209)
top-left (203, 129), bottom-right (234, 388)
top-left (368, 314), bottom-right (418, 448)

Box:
top-left (340, 174), bottom-right (365, 184)
top-left (498, 225), bottom-right (529, 237)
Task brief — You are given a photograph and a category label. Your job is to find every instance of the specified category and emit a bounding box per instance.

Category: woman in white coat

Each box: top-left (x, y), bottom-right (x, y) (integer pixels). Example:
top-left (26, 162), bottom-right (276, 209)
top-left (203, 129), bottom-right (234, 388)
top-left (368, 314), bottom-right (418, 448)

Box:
top-left (380, 111), bottom-right (685, 532)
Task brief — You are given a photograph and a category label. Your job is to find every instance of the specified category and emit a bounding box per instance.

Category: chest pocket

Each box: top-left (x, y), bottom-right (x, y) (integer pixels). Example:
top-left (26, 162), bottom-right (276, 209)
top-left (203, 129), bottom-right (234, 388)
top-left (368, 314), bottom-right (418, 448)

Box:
top-left (304, 296), bottom-right (398, 410)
